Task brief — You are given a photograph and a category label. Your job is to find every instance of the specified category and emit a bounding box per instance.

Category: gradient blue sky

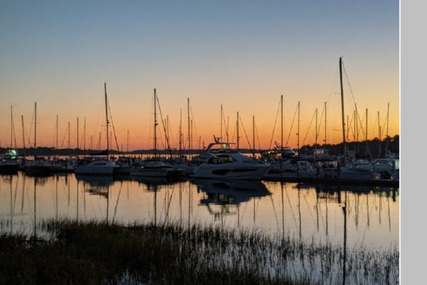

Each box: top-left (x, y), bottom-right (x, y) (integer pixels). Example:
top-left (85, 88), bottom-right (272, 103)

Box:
top-left (0, 0), bottom-right (399, 150)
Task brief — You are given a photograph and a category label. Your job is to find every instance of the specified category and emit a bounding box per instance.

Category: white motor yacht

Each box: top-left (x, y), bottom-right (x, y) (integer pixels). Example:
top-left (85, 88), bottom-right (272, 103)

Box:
top-left (191, 152), bottom-right (270, 180)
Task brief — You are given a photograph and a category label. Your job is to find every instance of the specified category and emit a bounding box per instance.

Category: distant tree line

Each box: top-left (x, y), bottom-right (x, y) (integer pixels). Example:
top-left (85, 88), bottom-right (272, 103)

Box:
top-left (0, 146), bottom-right (200, 157)
top-left (1, 135), bottom-right (399, 159)
top-left (299, 134), bottom-right (399, 159)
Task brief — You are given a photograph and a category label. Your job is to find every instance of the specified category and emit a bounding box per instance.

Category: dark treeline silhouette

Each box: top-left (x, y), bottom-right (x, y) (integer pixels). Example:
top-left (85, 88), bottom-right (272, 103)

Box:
top-left (1, 135), bottom-right (399, 159)
top-left (0, 147), bottom-right (200, 157)
top-left (299, 134), bottom-right (399, 159)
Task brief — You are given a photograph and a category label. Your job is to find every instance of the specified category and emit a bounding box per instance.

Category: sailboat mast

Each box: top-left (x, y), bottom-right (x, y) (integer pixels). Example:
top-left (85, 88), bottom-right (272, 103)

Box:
top-left (324, 102), bottom-right (327, 145)
top-left (221, 105), bottom-right (223, 141)
top-left (252, 115), bottom-right (256, 158)
top-left (297, 101), bottom-right (300, 151)
top-left (34, 102), bottom-right (37, 149)
top-left (127, 129), bottom-right (129, 153)
top-left (355, 105), bottom-right (359, 154)
top-left (104, 82), bottom-right (110, 158)
top-left (315, 108), bottom-right (318, 146)
top-left (366, 108), bottom-right (369, 158)
top-left (179, 108), bottom-right (182, 155)
top-left (385, 102), bottom-right (390, 156)
top-left (378, 111), bottom-right (381, 157)
top-left (386, 103), bottom-right (390, 136)
top-left (187, 98), bottom-right (190, 152)
top-left (191, 119), bottom-right (193, 151)
top-left (236, 112), bottom-right (239, 151)
top-left (355, 105), bottom-right (358, 142)
top-left (227, 116), bottom-right (229, 142)
top-left (104, 83), bottom-right (110, 157)
top-left (68, 122), bottom-right (70, 149)
top-left (10, 106), bottom-right (14, 148)
top-left (154, 88), bottom-right (157, 157)
top-left (84, 117), bottom-right (86, 150)
top-left (339, 57), bottom-right (347, 166)
top-left (346, 115), bottom-right (350, 141)
top-left (56, 115), bottom-right (59, 149)
top-left (166, 115), bottom-right (169, 149)
top-left (21, 115), bottom-right (25, 150)
top-left (10, 106), bottom-right (12, 148)
top-left (77, 117), bottom-right (79, 149)
top-left (280, 95), bottom-right (283, 153)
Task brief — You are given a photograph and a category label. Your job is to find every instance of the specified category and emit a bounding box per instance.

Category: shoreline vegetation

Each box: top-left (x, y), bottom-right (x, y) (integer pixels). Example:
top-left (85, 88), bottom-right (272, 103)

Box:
top-left (0, 135), bottom-right (399, 159)
top-left (0, 219), bottom-right (398, 285)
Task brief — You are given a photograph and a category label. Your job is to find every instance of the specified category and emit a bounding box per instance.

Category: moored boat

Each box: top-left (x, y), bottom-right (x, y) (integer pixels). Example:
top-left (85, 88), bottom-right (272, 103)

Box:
top-left (192, 151), bottom-right (270, 180)
top-left (0, 160), bottom-right (20, 175)
top-left (75, 160), bottom-right (119, 176)
top-left (131, 159), bottom-right (176, 177)
top-left (25, 159), bottom-right (54, 177)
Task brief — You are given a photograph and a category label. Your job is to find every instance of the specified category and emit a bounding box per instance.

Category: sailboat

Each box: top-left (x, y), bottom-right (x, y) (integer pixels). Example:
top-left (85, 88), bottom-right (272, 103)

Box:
top-left (131, 88), bottom-right (176, 178)
top-left (0, 149), bottom-right (19, 175)
top-left (0, 107), bottom-right (20, 174)
top-left (25, 102), bottom-right (54, 177)
top-left (262, 97), bottom-right (316, 180)
top-left (316, 58), bottom-right (382, 183)
top-left (75, 83), bottom-right (119, 176)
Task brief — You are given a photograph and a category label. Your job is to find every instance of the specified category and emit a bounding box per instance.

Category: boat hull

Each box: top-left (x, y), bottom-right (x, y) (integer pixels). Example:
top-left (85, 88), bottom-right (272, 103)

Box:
top-left (0, 164), bottom-right (19, 175)
top-left (192, 164), bottom-right (270, 180)
top-left (26, 165), bottom-right (54, 177)
top-left (130, 167), bottom-right (175, 177)
top-left (114, 166), bottom-right (133, 175)
top-left (75, 166), bottom-right (116, 175)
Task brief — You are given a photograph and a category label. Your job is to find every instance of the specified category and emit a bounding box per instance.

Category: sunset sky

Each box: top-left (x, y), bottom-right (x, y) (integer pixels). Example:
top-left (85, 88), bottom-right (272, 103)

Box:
top-left (0, 0), bottom-right (399, 151)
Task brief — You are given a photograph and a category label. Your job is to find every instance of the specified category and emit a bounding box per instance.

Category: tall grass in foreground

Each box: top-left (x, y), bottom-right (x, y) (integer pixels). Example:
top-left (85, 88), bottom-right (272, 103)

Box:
top-left (0, 219), bottom-right (398, 285)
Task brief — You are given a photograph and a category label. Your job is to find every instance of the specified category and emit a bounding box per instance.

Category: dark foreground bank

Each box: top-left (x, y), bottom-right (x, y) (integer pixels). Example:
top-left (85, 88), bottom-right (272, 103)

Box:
top-left (0, 220), bottom-right (398, 285)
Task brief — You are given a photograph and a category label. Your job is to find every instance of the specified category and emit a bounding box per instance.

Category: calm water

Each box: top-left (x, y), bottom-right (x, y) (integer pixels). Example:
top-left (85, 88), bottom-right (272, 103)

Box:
top-left (0, 172), bottom-right (399, 250)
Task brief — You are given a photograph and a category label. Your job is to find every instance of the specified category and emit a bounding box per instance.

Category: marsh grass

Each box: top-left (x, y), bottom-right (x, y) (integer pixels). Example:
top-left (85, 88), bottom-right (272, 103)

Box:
top-left (0, 219), bottom-right (398, 284)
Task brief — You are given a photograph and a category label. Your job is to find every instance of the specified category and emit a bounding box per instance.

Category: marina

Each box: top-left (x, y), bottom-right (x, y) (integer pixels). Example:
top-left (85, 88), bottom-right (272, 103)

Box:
top-left (1, 170), bottom-right (399, 284)
top-left (0, 171), bottom-right (399, 251)
top-left (0, 1), bottom-right (400, 283)
top-left (0, 105), bottom-right (401, 284)
top-left (0, 57), bottom-right (399, 186)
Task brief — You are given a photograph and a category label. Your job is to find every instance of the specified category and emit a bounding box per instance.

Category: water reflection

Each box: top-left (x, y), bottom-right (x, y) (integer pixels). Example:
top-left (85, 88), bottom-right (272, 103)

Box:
top-left (0, 173), bottom-right (399, 250)
top-left (192, 179), bottom-right (270, 226)
top-left (75, 174), bottom-right (115, 188)
top-left (133, 176), bottom-right (176, 188)
top-left (193, 179), bottom-right (270, 204)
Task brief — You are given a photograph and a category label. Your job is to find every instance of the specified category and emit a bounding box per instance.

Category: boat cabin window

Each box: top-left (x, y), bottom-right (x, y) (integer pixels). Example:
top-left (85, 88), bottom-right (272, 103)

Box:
top-left (207, 155), bottom-right (235, 164)
top-left (373, 159), bottom-right (398, 170)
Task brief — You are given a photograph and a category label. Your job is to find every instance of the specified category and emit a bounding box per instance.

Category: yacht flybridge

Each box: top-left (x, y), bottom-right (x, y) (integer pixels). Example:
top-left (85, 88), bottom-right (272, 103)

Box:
top-left (191, 138), bottom-right (270, 180)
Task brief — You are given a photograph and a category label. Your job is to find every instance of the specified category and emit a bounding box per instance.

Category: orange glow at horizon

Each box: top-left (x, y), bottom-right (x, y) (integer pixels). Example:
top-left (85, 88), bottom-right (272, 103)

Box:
top-left (1, 88), bottom-right (399, 151)
top-left (0, 1), bottom-right (399, 152)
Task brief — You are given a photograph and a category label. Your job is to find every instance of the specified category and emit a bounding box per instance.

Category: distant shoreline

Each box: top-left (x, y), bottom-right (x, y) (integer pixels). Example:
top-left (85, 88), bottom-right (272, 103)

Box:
top-left (1, 134), bottom-right (400, 159)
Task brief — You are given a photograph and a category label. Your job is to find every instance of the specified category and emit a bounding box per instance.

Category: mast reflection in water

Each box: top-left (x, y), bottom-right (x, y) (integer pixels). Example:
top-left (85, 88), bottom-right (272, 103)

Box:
top-left (0, 173), bottom-right (399, 251)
